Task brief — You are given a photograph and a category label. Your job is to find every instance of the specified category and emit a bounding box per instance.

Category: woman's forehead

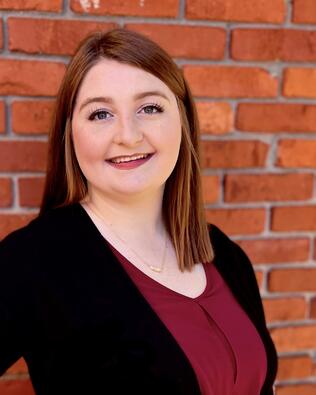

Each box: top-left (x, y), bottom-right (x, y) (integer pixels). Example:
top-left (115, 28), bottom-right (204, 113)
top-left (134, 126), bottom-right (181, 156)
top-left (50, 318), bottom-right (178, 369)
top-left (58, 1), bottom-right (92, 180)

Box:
top-left (76, 58), bottom-right (175, 104)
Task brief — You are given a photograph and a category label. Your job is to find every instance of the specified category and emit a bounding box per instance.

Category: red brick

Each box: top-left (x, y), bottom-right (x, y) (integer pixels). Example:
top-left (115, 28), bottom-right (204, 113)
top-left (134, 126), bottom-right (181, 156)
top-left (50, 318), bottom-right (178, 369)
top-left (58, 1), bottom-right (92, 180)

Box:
top-left (0, 178), bottom-right (12, 207)
top-left (293, 0), bottom-right (316, 24)
top-left (0, 19), bottom-right (3, 50)
top-left (201, 140), bottom-right (268, 169)
top-left (201, 175), bottom-right (220, 204)
top-left (6, 358), bottom-right (28, 375)
top-left (283, 68), bottom-right (316, 98)
top-left (271, 324), bottom-right (316, 352)
top-left (236, 238), bottom-right (310, 264)
top-left (196, 102), bottom-right (233, 135)
top-left (0, 0), bottom-right (62, 12)
top-left (277, 356), bottom-right (313, 380)
top-left (269, 269), bottom-right (316, 292)
top-left (126, 24), bottom-right (225, 60)
top-left (12, 100), bottom-right (55, 135)
top-left (0, 59), bottom-right (65, 96)
top-left (255, 271), bottom-right (263, 290)
top-left (232, 29), bottom-right (316, 61)
top-left (0, 141), bottom-right (47, 172)
top-left (272, 206), bottom-right (316, 232)
top-left (206, 208), bottom-right (265, 235)
top-left (8, 18), bottom-right (117, 56)
top-left (224, 173), bottom-right (313, 203)
top-left (0, 100), bottom-right (5, 133)
top-left (277, 140), bottom-right (316, 168)
top-left (311, 297), bottom-right (316, 318)
top-left (263, 298), bottom-right (306, 322)
top-left (18, 177), bottom-right (45, 208)
top-left (183, 66), bottom-right (277, 98)
top-left (186, 0), bottom-right (285, 23)
top-left (71, 0), bottom-right (179, 17)
top-left (0, 214), bottom-right (35, 240)
top-left (276, 384), bottom-right (316, 395)
top-left (237, 103), bottom-right (316, 133)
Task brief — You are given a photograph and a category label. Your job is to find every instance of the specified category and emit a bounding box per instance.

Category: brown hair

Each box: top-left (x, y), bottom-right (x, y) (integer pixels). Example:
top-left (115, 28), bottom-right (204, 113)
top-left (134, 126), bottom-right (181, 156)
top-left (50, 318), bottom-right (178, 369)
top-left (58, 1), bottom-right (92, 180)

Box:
top-left (40, 27), bottom-right (214, 271)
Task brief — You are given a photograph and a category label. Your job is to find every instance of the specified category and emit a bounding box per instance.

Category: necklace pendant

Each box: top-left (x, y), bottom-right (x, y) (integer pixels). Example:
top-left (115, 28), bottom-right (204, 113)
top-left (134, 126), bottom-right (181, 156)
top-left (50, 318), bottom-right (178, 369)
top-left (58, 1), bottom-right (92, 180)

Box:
top-left (150, 265), bottom-right (162, 273)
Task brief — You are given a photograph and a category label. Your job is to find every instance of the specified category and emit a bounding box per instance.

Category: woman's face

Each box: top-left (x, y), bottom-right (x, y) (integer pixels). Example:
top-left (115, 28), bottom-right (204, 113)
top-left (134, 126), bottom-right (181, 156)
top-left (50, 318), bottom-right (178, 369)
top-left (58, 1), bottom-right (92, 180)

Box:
top-left (71, 58), bottom-right (182, 201)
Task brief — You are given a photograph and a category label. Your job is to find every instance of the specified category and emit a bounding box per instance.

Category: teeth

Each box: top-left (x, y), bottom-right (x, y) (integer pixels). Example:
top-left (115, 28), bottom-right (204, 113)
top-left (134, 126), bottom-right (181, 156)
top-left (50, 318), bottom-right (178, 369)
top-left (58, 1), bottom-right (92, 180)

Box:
top-left (110, 154), bottom-right (149, 164)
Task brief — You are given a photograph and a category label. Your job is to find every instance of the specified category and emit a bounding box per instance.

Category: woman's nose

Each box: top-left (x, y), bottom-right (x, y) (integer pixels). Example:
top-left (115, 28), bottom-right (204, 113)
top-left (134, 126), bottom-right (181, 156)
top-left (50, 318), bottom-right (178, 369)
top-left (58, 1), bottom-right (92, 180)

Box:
top-left (112, 115), bottom-right (143, 146)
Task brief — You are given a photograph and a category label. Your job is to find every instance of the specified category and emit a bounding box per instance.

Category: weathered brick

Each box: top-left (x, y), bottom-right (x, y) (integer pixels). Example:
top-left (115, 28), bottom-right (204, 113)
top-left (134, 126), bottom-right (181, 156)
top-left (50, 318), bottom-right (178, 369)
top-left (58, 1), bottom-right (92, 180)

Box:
top-left (272, 206), bottom-right (316, 231)
top-left (196, 102), bottom-right (233, 134)
top-left (310, 297), bottom-right (316, 318)
top-left (283, 68), bottom-right (316, 98)
top-left (0, 100), bottom-right (5, 133)
top-left (271, 324), bottom-right (316, 352)
top-left (276, 384), bottom-right (316, 395)
top-left (277, 140), bottom-right (316, 168)
top-left (255, 271), bottom-right (263, 290)
top-left (201, 140), bottom-right (268, 169)
top-left (0, 141), bottom-right (47, 172)
top-left (236, 238), bottom-right (309, 264)
top-left (206, 208), bottom-right (265, 235)
top-left (277, 356), bottom-right (313, 380)
top-left (8, 18), bottom-right (117, 56)
top-left (0, 178), bottom-right (12, 207)
top-left (126, 24), bottom-right (226, 60)
top-left (12, 100), bottom-right (55, 135)
top-left (18, 177), bottom-right (45, 207)
top-left (232, 29), bottom-right (316, 61)
top-left (224, 173), bottom-right (313, 202)
top-left (0, 19), bottom-right (3, 50)
top-left (0, 214), bottom-right (35, 240)
top-left (263, 297), bottom-right (306, 322)
top-left (186, 0), bottom-right (285, 23)
top-left (201, 175), bottom-right (220, 204)
top-left (293, 0), bottom-right (316, 24)
top-left (269, 269), bottom-right (316, 292)
top-left (0, 59), bottom-right (65, 96)
top-left (0, 0), bottom-right (62, 12)
top-left (237, 103), bottom-right (316, 133)
top-left (183, 66), bottom-right (278, 98)
top-left (71, 0), bottom-right (179, 17)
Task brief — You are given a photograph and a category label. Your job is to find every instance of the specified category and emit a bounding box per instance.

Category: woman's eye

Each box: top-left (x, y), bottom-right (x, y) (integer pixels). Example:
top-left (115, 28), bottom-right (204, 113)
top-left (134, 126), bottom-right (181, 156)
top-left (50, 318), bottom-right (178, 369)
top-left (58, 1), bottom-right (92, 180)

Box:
top-left (88, 110), bottom-right (111, 121)
top-left (140, 104), bottom-right (164, 114)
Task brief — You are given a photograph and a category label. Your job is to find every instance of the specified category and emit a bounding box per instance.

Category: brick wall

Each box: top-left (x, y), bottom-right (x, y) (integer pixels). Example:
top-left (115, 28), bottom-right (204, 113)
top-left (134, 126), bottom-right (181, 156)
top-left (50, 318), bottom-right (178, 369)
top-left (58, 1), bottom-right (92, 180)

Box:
top-left (0, 0), bottom-right (316, 394)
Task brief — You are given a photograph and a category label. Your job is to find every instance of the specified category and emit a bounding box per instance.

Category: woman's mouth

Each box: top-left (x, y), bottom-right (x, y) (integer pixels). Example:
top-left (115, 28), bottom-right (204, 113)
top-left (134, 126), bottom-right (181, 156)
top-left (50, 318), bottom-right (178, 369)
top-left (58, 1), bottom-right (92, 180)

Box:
top-left (106, 153), bottom-right (154, 170)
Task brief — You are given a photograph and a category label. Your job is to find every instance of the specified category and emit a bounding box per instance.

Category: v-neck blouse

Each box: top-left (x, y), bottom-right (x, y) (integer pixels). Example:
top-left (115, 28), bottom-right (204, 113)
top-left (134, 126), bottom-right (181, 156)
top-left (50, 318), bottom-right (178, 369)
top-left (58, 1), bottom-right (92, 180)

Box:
top-left (107, 242), bottom-right (267, 395)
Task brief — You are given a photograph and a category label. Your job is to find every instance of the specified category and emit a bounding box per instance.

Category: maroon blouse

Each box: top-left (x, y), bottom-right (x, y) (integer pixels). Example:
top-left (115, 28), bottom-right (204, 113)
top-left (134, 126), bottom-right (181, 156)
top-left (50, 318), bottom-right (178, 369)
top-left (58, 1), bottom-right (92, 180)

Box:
top-left (108, 242), bottom-right (267, 395)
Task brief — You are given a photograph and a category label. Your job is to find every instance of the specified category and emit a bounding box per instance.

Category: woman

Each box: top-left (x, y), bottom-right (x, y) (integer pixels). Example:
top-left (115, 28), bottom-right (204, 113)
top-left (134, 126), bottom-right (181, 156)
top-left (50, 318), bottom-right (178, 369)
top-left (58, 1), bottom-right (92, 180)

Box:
top-left (0, 28), bottom-right (277, 394)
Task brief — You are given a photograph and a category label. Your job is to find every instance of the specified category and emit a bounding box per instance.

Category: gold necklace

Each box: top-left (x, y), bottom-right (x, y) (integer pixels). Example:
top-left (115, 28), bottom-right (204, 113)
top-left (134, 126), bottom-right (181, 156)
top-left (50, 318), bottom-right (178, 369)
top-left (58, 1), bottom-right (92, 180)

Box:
top-left (86, 202), bottom-right (168, 273)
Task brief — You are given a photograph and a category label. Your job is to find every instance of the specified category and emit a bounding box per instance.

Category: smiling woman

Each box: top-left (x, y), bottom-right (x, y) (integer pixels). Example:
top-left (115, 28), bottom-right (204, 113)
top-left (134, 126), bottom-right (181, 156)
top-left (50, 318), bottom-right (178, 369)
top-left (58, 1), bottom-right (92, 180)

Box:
top-left (71, 58), bottom-right (182, 202)
top-left (0, 28), bottom-right (277, 395)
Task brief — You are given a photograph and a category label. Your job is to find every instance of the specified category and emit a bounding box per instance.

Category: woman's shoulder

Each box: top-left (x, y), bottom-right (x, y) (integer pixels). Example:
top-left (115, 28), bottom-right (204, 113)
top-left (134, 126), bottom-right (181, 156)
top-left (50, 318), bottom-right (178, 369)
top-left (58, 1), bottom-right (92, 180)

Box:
top-left (207, 222), bottom-right (237, 253)
top-left (207, 222), bottom-right (253, 270)
top-left (0, 204), bottom-right (82, 256)
top-left (207, 223), bottom-right (266, 321)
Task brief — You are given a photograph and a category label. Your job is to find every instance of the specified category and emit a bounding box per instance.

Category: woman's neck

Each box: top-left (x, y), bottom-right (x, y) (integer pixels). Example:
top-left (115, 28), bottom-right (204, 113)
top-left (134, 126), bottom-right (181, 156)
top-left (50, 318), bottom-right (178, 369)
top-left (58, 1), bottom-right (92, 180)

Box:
top-left (81, 187), bottom-right (166, 242)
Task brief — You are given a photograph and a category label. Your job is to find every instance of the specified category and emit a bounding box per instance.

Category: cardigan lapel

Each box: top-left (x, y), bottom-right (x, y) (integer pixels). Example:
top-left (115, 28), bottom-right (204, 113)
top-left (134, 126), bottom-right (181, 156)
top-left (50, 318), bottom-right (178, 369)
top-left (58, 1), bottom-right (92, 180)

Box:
top-left (71, 203), bottom-right (202, 394)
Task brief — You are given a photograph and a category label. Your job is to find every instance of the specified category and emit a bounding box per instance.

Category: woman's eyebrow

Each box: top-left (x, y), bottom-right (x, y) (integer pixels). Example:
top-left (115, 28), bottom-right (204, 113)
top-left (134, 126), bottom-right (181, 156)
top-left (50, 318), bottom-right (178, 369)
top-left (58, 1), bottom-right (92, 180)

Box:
top-left (79, 90), bottom-right (170, 112)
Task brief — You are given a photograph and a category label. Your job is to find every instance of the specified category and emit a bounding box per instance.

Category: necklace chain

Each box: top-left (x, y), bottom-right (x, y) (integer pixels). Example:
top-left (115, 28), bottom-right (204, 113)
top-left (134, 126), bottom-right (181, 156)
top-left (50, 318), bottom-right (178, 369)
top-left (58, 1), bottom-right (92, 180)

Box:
top-left (86, 203), bottom-right (168, 273)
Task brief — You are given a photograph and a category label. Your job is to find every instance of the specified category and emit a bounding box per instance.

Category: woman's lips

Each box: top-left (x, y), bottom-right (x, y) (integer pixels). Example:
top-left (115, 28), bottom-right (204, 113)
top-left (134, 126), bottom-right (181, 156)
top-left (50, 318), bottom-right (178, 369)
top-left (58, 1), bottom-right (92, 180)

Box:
top-left (106, 153), bottom-right (154, 170)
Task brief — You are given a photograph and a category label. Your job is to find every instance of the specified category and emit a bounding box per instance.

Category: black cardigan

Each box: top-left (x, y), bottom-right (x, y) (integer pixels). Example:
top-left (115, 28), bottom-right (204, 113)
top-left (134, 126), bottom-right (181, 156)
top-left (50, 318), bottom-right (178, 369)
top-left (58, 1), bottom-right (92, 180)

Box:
top-left (0, 203), bottom-right (277, 394)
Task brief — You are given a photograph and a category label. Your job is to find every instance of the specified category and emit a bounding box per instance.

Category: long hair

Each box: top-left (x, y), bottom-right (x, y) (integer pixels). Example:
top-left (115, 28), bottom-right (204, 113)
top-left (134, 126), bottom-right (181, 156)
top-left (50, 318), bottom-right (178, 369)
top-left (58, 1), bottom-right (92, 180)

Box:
top-left (40, 28), bottom-right (214, 271)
